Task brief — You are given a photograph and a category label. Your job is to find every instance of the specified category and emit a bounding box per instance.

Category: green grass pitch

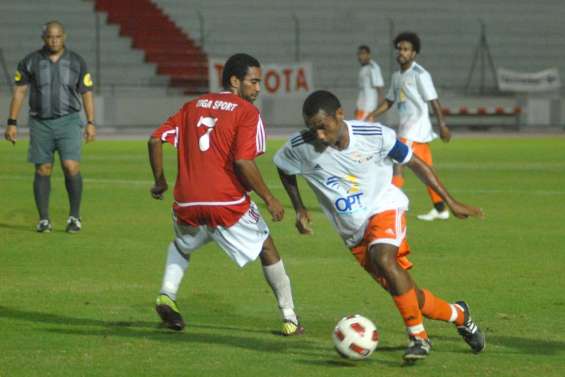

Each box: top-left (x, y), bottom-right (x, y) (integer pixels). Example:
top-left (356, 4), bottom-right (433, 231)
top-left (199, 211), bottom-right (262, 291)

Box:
top-left (1, 136), bottom-right (564, 377)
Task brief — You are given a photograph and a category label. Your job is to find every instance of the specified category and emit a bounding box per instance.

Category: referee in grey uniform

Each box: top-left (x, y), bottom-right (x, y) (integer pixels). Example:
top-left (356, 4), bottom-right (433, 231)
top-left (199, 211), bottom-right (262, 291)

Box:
top-left (4, 20), bottom-right (96, 233)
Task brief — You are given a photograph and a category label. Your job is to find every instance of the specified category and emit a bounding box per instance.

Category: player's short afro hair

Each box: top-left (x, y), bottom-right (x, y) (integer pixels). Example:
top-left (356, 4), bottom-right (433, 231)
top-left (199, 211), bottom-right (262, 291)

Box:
top-left (302, 90), bottom-right (342, 118)
top-left (222, 53), bottom-right (260, 89)
top-left (394, 31), bottom-right (421, 54)
top-left (358, 45), bottom-right (371, 53)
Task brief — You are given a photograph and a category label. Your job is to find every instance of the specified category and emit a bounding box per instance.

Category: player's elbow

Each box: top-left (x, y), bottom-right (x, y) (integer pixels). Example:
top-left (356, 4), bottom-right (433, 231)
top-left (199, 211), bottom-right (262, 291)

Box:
top-left (234, 159), bottom-right (254, 169)
top-left (148, 136), bottom-right (161, 148)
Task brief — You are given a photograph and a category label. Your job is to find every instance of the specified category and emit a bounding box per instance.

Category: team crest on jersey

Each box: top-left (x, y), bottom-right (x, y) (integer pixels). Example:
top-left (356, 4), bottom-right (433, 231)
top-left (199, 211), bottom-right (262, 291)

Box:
top-left (83, 73), bottom-right (93, 87)
top-left (349, 151), bottom-right (374, 163)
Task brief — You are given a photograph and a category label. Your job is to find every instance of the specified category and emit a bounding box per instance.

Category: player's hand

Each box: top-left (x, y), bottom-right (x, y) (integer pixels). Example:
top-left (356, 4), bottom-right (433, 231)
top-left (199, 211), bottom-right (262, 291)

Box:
top-left (266, 197), bottom-right (284, 222)
top-left (85, 123), bottom-right (96, 143)
top-left (4, 125), bottom-right (17, 145)
top-left (439, 123), bottom-right (451, 142)
top-left (449, 201), bottom-right (484, 220)
top-left (150, 181), bottom-right (168, 200)
top-left (295, 208), bottom-right (313, 235)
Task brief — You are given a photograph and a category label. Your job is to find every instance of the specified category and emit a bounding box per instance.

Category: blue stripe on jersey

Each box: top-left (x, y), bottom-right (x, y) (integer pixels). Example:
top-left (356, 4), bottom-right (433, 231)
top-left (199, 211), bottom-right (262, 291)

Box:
top-left (351, 125), bottom-right (381, 130)
top-left (387, 140), bottom-right (410, 163)
top-left (291, 132), bottom-right (315, 148)
top-left (351, 125), bottom-right (382, 136)
top-left (352, 131), bottom-right (383, 136)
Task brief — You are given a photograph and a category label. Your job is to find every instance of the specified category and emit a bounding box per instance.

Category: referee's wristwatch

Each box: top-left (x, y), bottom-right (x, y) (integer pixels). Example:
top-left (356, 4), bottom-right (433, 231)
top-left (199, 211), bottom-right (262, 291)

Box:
top-left (87, 121), bottom-right (95, 126)
top-left (7, 118), bottom-right (17, 126)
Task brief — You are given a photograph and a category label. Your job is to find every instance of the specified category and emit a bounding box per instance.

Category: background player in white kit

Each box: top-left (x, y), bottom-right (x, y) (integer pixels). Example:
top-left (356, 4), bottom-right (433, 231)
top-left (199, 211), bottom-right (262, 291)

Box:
top-left (275, 90), bottom-right (485, 361)
top-left (354, 45), bottom-right (384, 122)
top-left (366, 32), bottom-right (451, 221)
top-left (148, 53), bottom-right (303, 336)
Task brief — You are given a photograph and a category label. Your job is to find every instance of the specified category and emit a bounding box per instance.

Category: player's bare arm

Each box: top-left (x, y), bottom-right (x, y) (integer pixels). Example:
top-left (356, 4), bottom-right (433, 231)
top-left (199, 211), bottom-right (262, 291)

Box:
top-left (148, 136), bottom-right (168, 199)
top-left (234, 159), bottom-right (284, 222)
top-left (277, 168), bottom-right (313, 235)
top-left (406, 154), bottom-right (483, 219)
top-left (81, 91), bottom-right (96, 143)
top-left (366, 99), bottom-right (394, 121)
top-left (4, 84), bottom-right (28, 145)
top-left (430, 99), bottom-right (451, 142)
top-left (376, 86), bottom-right (385, 109)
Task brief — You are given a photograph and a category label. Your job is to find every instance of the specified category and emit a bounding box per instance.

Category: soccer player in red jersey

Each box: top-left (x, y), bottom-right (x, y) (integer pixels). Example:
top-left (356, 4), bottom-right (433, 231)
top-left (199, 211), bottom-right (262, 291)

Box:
top-left (148, 53), bottom-right (303, 336)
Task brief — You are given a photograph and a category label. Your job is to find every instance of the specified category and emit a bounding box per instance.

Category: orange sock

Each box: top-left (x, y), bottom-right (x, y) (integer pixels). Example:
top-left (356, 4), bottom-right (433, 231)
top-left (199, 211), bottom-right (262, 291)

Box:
top-left (420, 288), bottom-right (465, 326)
top-left (392, 288), bottom-right (428, 339)
top-left (392, 176), bottom-right (405, 188)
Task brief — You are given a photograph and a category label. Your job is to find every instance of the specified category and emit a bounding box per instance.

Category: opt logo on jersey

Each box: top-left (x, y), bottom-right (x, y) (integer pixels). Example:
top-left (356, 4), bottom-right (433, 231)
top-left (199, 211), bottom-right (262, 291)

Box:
top-left (197, 116), bottom-right (218, 151)
top-left (326, 175), bottom-right (365, 215)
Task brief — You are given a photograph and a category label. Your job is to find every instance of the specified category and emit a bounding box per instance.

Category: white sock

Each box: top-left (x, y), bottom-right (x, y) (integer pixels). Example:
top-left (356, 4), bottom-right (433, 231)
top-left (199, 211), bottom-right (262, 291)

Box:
top-left (262, 259), bottom-right (297, 323)
top-left (159, 242), bottom-right (190, 301)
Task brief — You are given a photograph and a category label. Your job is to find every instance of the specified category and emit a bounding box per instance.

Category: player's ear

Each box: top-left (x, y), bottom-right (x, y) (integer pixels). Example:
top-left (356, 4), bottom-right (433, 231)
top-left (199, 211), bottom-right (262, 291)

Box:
top-left (335, 107), bottom-right (345, 120)
top-left (229, 75), bottom-right (240, 90)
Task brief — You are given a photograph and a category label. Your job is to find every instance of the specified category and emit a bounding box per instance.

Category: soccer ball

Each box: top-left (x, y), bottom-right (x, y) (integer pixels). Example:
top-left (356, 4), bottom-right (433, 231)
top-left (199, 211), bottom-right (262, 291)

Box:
top-left (332, 314), bottom-right (379, 360)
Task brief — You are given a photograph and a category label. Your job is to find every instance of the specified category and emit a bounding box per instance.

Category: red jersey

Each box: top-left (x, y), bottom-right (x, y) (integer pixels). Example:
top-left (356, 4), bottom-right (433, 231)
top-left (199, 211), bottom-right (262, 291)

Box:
top-left (152, 92), bottom-right (266, 227)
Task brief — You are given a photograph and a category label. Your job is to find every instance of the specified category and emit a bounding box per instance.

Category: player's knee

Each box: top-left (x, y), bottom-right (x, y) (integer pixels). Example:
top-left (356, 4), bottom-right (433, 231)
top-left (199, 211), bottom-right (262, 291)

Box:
top-left (62, 161), bottom-right (80, 176)
top-left (259, 236), bottom-right (281, 266)
top-left (36, 164), bottom-right (53, 176)
top-left (369, 245), bottom-right (397, 272)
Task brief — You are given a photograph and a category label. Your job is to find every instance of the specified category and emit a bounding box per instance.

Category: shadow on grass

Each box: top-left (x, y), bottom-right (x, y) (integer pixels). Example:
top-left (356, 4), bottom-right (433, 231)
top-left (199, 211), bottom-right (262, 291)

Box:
top-left (0, 305), bottom-right (156, 329)
top-left (431, 333), bottom-right (565, 355)
top-left (43, 327), bottom-right (327, 357)
top-left (0, 306), bottom-right (326, 357)
top-left (0, 222), bottom-right (35, 232)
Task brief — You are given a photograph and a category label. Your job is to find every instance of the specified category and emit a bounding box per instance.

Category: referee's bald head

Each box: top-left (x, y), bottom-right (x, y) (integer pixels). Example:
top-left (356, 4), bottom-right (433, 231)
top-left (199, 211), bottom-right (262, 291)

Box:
top-left (42, 21), bottom-right (65, 37)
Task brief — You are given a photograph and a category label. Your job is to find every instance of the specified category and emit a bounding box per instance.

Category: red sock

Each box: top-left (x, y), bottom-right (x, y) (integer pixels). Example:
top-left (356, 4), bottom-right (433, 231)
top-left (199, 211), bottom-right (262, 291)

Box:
top-left (392, 288), bottom-right (428, 339)
top-left (420, 288), bottom-right (465, 326)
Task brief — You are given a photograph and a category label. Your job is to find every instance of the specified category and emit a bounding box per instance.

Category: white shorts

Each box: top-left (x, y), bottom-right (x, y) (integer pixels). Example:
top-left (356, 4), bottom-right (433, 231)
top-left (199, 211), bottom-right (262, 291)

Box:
top-left (172, 201), bottom-right (270, 267)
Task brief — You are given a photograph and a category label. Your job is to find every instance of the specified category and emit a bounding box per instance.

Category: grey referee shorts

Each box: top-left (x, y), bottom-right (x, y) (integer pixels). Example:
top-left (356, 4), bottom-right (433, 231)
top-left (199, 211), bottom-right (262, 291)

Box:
top-left (28, 112), bottom-right (83, 164)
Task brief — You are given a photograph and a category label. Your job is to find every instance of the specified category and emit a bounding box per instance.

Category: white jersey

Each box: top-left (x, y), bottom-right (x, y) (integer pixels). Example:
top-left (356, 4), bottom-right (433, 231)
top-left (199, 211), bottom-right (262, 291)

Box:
top-left (356, 60), bottom-right (384, 113)
top-left (386, 62), bottom-right (438, 143)
top-left (274, 121), bottom-right (412, 248)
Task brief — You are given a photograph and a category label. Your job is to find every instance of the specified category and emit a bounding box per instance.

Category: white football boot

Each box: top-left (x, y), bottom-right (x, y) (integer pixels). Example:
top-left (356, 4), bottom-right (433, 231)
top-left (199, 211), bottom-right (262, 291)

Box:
top-left (417, 208), bottom-right (450, 221)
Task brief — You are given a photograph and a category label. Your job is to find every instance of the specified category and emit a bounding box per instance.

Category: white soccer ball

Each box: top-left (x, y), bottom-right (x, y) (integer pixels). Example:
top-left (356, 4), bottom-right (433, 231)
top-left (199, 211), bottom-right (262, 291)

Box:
top-left (332, 314), bottom-right (379, 360)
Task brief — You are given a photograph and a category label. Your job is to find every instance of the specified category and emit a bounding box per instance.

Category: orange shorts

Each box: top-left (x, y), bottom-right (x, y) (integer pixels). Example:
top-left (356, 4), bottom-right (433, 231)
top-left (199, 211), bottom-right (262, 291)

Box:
top-left (399, 138), bottom-right (442, 204)
top-left (354, 109), bottom-right (375, 122)
top-left (350, 209), bottom-right (413, 285)
top-left (399, 138), bottom-right (432, 165)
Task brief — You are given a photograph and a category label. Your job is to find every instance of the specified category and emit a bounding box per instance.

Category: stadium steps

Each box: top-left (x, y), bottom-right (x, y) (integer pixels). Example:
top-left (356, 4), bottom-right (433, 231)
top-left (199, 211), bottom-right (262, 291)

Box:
top-left (94, 0), bottom-right (208, 94)
top-left (153, 0), bottom-right (565, 94)
top-left (0, 0), bottom-right (172, 94)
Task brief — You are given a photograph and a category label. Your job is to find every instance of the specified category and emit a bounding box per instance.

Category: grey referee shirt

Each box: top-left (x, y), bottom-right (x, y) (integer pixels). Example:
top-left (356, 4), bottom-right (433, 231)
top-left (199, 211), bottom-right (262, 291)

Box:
top-left (14, 47), bottom-right (93, 120)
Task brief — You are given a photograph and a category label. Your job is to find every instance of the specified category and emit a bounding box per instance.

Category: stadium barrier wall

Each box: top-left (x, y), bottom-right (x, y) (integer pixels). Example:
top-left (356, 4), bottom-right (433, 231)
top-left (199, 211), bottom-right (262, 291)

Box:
top-left (0, 95), bottom-right (562, 129)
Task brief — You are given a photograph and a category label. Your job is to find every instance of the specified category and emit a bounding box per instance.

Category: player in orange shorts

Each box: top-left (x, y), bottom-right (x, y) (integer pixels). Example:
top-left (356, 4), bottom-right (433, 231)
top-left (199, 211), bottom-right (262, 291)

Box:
top-left (354, 45), bottom-right (384, 123)
top-left (275, 90), bottom-right (485, 361)
top-left (366, 32), bottom-right (451, 221)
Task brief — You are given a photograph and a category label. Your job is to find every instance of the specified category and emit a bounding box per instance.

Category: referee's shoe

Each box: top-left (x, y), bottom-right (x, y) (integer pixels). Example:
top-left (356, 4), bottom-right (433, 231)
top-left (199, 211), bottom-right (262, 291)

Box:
top-left (65, 216), bottom-right (82, 233)
top-left (36, 219), bottom-right (53, 233)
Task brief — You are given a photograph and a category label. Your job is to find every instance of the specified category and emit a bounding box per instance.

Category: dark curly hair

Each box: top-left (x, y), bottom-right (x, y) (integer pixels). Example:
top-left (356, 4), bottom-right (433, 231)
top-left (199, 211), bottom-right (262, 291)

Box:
top-left (393, 32), bottom-right (421, 54)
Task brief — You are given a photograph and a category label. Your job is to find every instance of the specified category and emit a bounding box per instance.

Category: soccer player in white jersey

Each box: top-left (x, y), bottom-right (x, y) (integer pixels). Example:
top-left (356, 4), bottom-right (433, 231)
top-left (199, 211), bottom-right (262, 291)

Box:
top-left (354, 45), bottom-right (384, 122)
top-left (366, 32), bottom-right (451, 221)
top-left (274, 90), bottom-right (485, 361)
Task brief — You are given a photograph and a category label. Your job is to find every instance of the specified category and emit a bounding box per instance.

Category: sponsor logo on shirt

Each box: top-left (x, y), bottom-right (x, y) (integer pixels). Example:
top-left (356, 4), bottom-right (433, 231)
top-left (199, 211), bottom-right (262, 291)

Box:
top-left (326, 175), bottom-right (366, 215)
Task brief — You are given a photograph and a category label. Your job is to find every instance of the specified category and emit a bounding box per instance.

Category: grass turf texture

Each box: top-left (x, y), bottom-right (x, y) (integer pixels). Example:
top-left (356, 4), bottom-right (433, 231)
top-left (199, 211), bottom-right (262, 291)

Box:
top-left (1, 137), bottom-right (564, 377)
